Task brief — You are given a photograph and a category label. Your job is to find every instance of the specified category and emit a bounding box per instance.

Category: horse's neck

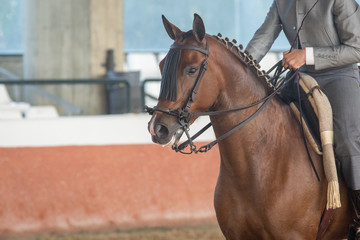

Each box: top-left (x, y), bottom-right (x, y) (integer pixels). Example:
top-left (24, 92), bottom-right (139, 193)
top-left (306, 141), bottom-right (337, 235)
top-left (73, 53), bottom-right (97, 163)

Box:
top-left (210, 91), bottom-right (289, 154)
top-left (210, 50), bottom-right (275, 134)
top-left (210, 44), bottom-right (271, 113)
top-left (209, 53), bottom-right (299, 176)
top-left (211, 97), bottom-right (300, 187)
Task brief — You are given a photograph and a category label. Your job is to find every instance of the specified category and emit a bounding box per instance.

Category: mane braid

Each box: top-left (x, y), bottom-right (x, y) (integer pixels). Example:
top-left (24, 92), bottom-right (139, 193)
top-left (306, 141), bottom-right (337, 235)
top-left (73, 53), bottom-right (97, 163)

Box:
top-left (212, 33), bottom-right (273, 89)
top-left (158, 48), bottom-right (182, 101)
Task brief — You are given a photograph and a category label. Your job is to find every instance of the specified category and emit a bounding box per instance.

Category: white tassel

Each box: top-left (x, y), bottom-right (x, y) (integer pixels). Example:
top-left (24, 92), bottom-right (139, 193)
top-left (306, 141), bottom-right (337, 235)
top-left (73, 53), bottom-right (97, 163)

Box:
top-left (326, 181), bottom-right (341, 209)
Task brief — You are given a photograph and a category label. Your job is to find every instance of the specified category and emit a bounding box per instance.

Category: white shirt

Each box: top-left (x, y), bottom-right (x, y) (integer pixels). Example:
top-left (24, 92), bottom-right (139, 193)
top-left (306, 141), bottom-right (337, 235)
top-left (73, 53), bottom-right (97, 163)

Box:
top-left (306, 47), bottom-right (315, 65)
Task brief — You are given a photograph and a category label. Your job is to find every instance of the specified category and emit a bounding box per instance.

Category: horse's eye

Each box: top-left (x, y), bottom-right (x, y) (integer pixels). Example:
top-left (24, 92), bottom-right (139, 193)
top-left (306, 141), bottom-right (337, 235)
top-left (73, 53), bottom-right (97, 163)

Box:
top-left (188, 67), bottom-right (198, 75)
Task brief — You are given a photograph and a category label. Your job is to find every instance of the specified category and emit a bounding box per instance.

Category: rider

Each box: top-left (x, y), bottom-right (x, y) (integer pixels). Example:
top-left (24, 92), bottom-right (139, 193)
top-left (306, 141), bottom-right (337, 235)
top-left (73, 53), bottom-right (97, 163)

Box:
top-left (245, 0), bottom-right (360, 236)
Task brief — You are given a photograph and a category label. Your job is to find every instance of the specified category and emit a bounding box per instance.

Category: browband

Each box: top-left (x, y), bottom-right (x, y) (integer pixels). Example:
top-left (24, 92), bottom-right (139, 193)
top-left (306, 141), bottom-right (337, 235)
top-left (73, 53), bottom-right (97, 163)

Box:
top-left (170, 41), bottom-right (209, 56)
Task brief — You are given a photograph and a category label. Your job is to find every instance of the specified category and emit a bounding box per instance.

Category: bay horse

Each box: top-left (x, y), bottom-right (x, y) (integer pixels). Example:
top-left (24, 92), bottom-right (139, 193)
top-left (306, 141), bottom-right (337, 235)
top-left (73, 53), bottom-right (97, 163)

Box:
top-left (146, 14), bottom-right (353, 239)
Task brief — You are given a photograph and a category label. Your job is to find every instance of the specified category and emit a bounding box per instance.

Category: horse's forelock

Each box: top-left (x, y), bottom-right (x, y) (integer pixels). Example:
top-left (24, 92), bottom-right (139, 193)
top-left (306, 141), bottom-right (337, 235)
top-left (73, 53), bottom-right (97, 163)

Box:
top-left (158, 48), bottom-right (182, 101)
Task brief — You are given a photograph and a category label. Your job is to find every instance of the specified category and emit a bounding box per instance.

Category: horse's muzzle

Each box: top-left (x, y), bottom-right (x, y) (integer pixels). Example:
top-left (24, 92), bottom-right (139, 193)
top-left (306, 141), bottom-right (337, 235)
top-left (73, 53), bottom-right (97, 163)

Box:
top-left (148, 116), bottom-right (184, 146)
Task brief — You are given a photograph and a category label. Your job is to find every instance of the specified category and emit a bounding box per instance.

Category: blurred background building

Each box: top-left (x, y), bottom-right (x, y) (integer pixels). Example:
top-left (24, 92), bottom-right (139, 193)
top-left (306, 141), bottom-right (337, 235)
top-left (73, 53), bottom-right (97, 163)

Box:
top-left (0, 0), bottom-right (293, 117)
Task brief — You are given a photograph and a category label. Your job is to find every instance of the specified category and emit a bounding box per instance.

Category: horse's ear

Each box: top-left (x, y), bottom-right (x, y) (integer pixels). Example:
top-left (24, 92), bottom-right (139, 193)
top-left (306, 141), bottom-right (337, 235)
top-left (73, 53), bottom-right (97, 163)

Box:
top-left (193, 13), bottom-right (206, 42)
top-left (162, 15), bottom-right (182, 40)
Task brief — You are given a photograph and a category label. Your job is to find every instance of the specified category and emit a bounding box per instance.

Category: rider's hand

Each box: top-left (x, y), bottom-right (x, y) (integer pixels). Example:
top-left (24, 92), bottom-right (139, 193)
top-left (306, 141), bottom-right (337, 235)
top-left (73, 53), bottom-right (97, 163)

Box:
top-left (282, 49), bottom-right (306, 70)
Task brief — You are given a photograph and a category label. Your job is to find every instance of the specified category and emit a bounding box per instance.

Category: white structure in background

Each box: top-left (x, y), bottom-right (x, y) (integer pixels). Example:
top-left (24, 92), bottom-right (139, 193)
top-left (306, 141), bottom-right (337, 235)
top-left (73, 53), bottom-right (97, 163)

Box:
top-left (0, 84), bottom-right (58, 120)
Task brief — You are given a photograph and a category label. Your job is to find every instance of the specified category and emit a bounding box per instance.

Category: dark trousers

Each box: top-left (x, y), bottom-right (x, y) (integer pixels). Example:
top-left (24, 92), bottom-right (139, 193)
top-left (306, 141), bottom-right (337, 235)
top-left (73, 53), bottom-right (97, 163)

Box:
top-left (303, 64), bottom-right (360, 190)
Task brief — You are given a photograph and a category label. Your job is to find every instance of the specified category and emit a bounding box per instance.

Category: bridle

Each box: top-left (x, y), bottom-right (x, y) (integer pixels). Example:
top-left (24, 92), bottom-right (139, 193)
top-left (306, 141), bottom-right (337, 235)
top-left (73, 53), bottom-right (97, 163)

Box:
top-left (145, 38), bottom-right (294, 154)
top-left (145, 40), bottom-right (210, 154)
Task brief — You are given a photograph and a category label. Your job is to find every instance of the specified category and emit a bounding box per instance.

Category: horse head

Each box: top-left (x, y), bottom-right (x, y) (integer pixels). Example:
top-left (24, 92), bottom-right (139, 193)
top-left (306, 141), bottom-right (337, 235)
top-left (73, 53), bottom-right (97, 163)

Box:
top-left (148, 14), bottom-right (219, 146)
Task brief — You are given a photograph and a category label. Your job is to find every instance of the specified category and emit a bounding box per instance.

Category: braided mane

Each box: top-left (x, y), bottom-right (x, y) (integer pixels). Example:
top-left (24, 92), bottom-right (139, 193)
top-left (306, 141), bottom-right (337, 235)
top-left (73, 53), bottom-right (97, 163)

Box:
top-left (212, 33), bottom-right (274, 89)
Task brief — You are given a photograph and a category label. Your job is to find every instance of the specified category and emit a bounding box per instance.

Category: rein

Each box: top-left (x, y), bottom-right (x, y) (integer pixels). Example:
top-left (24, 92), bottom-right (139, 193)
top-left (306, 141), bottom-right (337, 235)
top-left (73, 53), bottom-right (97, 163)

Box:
top-left (145, 39), bottom-right (295, 154)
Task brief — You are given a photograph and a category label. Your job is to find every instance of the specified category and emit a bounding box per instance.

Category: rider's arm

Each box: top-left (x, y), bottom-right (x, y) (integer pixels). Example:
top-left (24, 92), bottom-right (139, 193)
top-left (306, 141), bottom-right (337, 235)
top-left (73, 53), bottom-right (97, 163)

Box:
top-left (245, 1), bottom-right (282, 63)
top-left (312, 0), bottom-right (360, 70)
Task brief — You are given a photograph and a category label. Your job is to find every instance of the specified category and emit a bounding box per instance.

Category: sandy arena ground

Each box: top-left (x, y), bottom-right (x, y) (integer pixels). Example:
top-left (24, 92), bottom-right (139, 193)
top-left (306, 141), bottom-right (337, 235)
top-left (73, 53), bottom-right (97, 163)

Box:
top-left (4, 226), bottom-right (225, 240)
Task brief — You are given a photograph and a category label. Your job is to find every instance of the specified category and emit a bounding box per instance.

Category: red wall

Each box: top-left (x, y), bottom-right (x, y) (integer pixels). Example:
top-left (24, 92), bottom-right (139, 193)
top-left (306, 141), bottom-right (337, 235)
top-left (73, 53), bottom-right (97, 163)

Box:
top-left (0, 143), bottom-right (220, 236)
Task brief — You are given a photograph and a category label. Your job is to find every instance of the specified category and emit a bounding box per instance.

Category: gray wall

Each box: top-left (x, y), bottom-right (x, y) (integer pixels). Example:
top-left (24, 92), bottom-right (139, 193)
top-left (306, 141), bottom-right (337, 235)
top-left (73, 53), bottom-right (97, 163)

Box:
top-left (23, 0), bottom-right (125, 115)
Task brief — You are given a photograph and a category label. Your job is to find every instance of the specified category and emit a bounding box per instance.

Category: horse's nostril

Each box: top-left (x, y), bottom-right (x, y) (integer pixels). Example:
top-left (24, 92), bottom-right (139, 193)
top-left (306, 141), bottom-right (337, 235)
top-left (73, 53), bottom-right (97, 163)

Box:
top-left (155, 124), bottom-right (169, 138)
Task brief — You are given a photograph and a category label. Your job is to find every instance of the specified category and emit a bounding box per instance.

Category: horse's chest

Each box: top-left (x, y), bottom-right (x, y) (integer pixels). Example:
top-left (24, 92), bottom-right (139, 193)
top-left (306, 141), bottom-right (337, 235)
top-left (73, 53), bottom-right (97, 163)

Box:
top-left (214, 187), bottom-right (270, 238)
top-left (214, 179), bottom-right (319, 240)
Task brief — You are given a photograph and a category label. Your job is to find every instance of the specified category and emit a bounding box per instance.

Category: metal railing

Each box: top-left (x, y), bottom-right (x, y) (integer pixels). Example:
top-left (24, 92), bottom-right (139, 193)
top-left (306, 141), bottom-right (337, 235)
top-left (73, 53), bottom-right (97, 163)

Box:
top-left (0, 78), bottom-right (131, 115)
top-left (141, 78), bottom-right (161, 110)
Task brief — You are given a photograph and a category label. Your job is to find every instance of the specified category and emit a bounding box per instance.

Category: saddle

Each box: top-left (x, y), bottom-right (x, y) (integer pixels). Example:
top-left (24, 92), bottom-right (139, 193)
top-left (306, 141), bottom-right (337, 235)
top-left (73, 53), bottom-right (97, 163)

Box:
top-left (279, 71), bottom-right (341, 210)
